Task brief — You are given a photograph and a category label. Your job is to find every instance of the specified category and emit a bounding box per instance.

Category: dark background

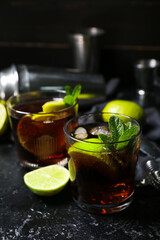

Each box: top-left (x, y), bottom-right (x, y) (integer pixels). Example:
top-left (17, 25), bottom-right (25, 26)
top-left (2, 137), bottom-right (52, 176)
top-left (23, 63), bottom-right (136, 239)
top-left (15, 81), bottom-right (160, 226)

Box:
top-left (1, 0), bottom-right (160, 85)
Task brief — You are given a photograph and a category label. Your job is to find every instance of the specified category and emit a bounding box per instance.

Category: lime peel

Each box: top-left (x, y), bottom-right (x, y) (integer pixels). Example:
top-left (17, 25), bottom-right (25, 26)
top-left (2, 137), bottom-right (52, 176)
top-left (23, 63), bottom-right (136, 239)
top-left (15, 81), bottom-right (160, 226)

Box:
top-left (0, 103), bottom-right (8, 135)
top-left (69, 138), bottom-right (104, 153)
top-left (102, 99), bottom-right (145, 123)
top-left (68, 138), bottom-right (105, 163)
top-left (24, 165), bottom-right (70, 196)
top-left (42, 100), bottom-right (67, 113)
top-left (68, 158), bottom-right (76, 182)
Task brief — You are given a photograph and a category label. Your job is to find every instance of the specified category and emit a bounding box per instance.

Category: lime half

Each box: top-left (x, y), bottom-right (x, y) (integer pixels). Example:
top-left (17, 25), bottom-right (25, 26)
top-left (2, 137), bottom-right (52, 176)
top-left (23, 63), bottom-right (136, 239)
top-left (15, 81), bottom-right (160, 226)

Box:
top-left (42, 100), bottom-right (67, 113)
top-left (24, 165), bottom-right (70, 196)
top-left (0, 103), bottom-right (8, 135)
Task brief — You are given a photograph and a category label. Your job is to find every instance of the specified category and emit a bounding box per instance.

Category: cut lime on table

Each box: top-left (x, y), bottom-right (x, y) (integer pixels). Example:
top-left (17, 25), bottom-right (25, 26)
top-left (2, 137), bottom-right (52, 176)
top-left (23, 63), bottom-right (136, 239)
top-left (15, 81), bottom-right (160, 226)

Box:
top-left (0, 102), bottom-right (8, 135)
top-left (24, 165), bottom-right (70, 196)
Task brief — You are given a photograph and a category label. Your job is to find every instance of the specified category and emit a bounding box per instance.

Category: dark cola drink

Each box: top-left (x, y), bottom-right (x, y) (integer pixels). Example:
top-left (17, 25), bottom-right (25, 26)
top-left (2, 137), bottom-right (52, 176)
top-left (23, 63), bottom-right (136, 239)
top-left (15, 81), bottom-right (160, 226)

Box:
top-left (64, 113), bottom-right (141, 214)
top-left (7, 91), bottom-right (78, 169)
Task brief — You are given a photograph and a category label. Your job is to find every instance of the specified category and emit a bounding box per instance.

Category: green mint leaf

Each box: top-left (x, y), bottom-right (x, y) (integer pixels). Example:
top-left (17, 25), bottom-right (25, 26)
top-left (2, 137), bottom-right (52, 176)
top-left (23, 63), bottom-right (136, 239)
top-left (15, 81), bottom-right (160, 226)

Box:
top-left (109, 115), bottom-right (124, 142)
top-left (98, 134), bottom-right (112, 143)
top-left (117, 125), bottom-right (139, 149)
top-left (63, 95), bottom-right (75, 106)
top-left (98, 134), bottom-right (114, 150)
top-left (119, 125), bottom-right (139, 141)
top-left (64, 84), bottom-right (82, 106)
top-left (65, 85), bottom-right (73, 96)
top-left (98, 116), bottom-right (139, 151)
top-left (124, 122), bottom-right (132, 131)
top-left (72, 84), bottom-right (82, 100)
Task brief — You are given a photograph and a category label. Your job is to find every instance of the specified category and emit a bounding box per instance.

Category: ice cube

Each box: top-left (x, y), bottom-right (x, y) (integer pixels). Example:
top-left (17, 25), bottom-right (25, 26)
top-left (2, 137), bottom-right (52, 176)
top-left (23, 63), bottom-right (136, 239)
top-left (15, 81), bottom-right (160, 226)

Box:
top-left (90, 125), bottom-right (110, 136)
top-left (74, 127), bottom-right (88, 140)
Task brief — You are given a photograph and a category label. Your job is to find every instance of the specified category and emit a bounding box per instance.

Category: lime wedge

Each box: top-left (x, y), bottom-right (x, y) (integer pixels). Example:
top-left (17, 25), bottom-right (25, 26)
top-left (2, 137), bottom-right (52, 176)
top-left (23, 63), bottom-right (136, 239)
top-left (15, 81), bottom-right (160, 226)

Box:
top-left (31, 113), bottom-right (54, 121)
top-left (69, 138), bottom-right (104, 154)
top-left (68, 138), bottom-right (119, 180)
top-left (42, 100), bottom-right (67, 113)
top-left (0, 103), bottom-right (8, 135)
top-left (24, 165), bottom-right (70, 196)
top-left (78, 93), bottom-right (96, 99)
top-left (68, 158), bottom-right (76, 182)
top-left (68, 138), bottom-right (104, 164)
top-left (0, 100), bottom-right (6, 106)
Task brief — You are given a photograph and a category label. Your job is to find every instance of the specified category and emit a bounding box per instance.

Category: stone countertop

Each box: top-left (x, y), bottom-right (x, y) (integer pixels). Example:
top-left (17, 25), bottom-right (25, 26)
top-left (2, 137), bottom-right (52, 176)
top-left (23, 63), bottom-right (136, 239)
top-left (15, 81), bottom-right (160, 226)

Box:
top-left (1, 142), bottom-right (160, 240)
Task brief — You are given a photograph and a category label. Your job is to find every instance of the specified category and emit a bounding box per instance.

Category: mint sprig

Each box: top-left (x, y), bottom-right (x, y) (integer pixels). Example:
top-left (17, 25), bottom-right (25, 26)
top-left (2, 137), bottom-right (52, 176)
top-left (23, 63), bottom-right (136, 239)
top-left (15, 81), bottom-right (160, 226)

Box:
top-left (63, 84), bottom-right (82, 106)
top-left (98, 115), bottom-right (139, 150)
top-left (109, 115), bottom-right (124, 142)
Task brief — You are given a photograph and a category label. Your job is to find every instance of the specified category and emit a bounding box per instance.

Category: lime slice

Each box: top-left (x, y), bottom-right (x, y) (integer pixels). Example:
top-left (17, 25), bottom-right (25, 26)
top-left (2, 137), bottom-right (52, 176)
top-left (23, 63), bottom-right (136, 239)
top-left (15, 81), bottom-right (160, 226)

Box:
top-left (68, 138), bottom-right (104, 162)
top-left (78, 93), bottom-right (97, 99)
top-left (68, 138), bottom-right (120, 180)
top-left (68, 158), bottom-right (76, 182)
top-left (42, 100), bottom-right (67, 113)
top-left (24, 165), bottom-right (70, 196)
top-left (0, 100), bottom-right (6, 106)
top-left (102, 100), bottom-right (145, 123)
top-left (17, 113), bottom-right (63, 155)
top-left (69, 138), bottom-right (104, 153)
top-left (0, 103), bottom-right (8, 135)
top-left (31, 113), bottom-right (54, 121)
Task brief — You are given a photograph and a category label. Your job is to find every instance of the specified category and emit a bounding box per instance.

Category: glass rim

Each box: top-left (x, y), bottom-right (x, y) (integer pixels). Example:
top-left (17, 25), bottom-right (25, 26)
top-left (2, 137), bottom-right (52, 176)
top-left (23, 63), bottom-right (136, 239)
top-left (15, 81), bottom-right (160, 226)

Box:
top-left (64, 112), bottom-right (142, 145)
top-left (6, 89), bottom-right (78, 115)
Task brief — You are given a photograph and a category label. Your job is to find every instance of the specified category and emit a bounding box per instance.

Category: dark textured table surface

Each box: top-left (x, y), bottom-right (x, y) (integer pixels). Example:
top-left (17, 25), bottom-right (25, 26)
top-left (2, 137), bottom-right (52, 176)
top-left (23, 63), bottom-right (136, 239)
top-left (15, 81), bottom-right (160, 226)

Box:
top-left (1, 141), bottom-right (160, 240)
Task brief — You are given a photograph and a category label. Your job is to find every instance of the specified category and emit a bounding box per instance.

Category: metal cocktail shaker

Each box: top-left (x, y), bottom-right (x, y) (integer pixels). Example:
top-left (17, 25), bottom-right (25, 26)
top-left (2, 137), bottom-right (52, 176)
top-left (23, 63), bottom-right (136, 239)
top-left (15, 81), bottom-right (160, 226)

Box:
top-left (134, 59), bottom-right (160, 107)
top-left (0, 64), bottom-right (106, 101)
top-left (69, 27), bottom-right (105, 73)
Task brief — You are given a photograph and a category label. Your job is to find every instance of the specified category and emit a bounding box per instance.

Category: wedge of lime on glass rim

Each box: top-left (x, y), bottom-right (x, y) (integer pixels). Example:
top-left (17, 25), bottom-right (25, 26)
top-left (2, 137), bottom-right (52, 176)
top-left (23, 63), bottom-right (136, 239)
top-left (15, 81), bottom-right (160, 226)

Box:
top-left (42, 100), bottom-right (67, 113)
top-left (24, 165), bottom-right (70, 196)
top-left (0, 102), bottom-right (8, 135)
top-left (27, 100), bottom-right (68, 121)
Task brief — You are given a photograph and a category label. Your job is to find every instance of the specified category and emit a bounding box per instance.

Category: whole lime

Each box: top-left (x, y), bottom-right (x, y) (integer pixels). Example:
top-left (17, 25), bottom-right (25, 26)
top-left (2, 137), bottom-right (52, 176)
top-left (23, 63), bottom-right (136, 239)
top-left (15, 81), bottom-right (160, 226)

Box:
top-left (102, 100), bottom-right (145, 123)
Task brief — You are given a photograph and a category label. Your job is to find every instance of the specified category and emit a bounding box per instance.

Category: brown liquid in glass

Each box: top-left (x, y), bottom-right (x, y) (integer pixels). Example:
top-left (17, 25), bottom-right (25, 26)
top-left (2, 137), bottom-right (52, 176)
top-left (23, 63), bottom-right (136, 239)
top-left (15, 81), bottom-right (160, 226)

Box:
top-left (11, 100), bottom-right (75, 169)
top-left (69, 124), bottom-right (139, 207)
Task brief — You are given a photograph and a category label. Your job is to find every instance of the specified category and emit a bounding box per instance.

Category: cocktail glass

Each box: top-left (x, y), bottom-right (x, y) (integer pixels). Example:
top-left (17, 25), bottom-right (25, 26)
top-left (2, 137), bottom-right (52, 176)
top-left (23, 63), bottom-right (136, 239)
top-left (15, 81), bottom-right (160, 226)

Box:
top-left (7, 90), bottom-right (78, 169)
top-left (64, 112), bottom-right (141, 214)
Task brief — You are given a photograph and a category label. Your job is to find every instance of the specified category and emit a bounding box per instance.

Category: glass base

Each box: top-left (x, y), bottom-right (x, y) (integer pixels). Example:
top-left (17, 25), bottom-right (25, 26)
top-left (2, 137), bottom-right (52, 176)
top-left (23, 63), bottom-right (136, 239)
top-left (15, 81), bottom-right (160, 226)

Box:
top-left (19, 157), bottom-right (68, 170)
top-left (73, 193), bottom-right (134, 214)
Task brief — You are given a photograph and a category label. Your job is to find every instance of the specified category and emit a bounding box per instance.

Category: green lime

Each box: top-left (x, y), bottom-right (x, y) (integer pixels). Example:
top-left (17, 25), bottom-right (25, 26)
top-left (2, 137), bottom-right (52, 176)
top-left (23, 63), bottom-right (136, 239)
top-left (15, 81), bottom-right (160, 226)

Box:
top-left (68, 138), bottom-right (119, 180)
top-left (24, 165), bottom-right (70, 196)
top-left (0, 102), bottom-right (8, 135)
top-left (69, 138), bottom-right (103, 154)
top-left (78, 93), bottom-right (97, 99)
top-left (31, 113), bottom-right (54, 121)
top-left (102, 100), bottom-right (145, 123)
top-left (0, 100), bottom-right (6, 106)
top-left (42, 100), bottom-right (67, 113)
top-left (68, 158), bottom-right (76, 182)
top-left (68, 138), bottom-right (104, 163)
